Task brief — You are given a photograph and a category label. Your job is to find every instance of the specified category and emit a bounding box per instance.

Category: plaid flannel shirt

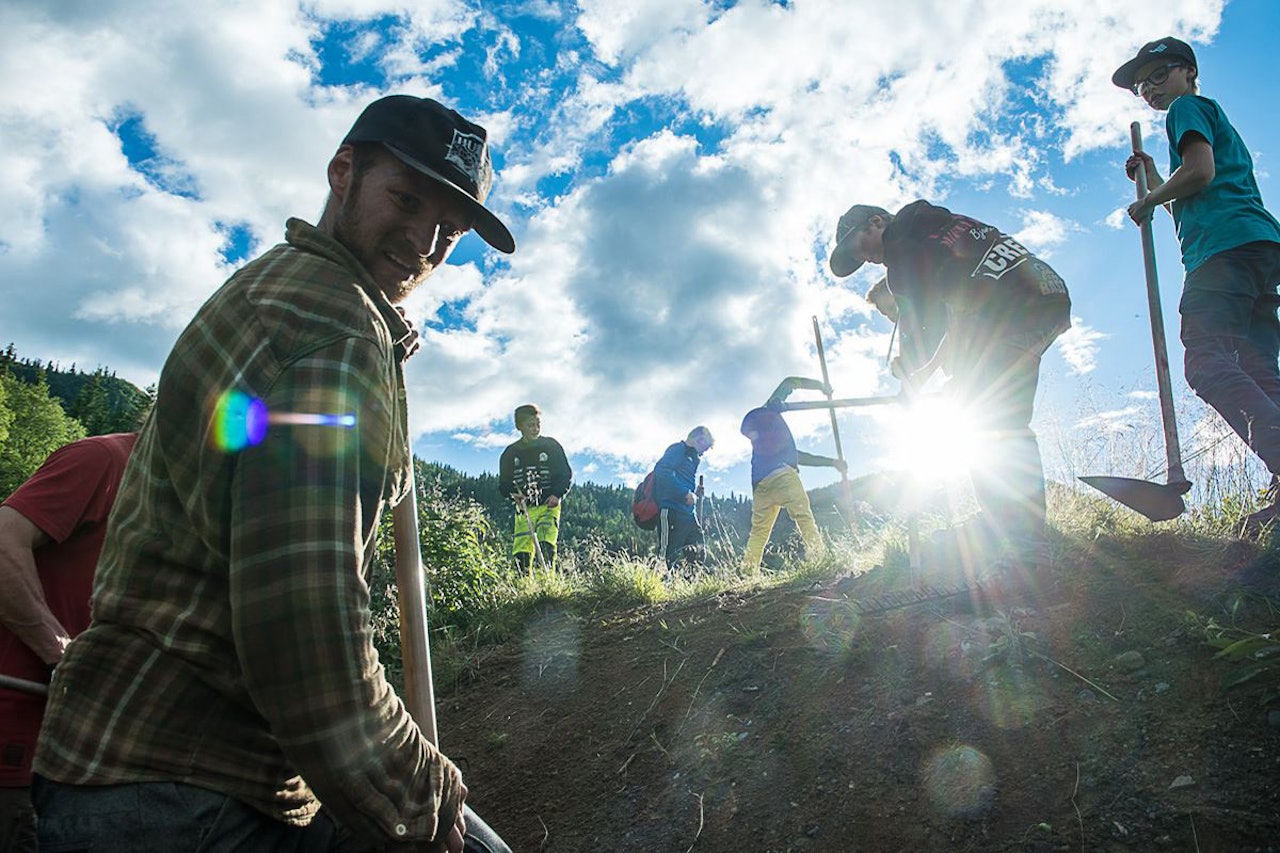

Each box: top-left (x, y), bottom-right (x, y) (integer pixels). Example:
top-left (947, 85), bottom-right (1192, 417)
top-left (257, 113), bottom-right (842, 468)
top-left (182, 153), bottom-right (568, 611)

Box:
top-left (35, 219), bottom-right (463, 847)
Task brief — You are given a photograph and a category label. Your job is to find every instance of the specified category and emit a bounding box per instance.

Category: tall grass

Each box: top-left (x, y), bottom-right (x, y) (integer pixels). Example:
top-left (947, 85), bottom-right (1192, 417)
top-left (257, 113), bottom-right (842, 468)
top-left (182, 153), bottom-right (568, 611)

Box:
top-left (375, 387), bottom-right (1280, 694)
top-left (1045, 385), bottom-right (1273, 534)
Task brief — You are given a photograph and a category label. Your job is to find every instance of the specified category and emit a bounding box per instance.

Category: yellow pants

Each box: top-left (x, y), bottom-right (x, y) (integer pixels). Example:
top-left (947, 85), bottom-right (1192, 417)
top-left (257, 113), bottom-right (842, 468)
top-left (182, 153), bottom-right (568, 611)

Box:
top-left (742, 467), bottom-right (825, 570)
top-left (513, 502), bottom-right (561, 556)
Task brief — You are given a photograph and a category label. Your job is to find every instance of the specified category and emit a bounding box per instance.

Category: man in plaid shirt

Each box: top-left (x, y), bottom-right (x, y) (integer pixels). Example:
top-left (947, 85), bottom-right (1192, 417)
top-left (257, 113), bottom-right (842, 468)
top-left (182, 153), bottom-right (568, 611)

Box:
top-left (33, 96), bottom-right (515, 853)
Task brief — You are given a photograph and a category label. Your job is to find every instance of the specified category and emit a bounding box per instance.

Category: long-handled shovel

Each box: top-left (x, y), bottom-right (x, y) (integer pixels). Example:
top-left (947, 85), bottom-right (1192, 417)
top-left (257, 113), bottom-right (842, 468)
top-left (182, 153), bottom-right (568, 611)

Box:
top-left (1079, 122), bottom-right (1192, 521)
top-left (393, 461), bottom-right (439, 745)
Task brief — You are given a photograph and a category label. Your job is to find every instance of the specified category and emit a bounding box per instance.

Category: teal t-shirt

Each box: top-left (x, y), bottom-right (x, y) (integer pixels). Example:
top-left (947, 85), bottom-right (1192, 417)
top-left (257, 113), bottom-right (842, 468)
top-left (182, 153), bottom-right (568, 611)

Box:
top-left (1166, 94), bottom-right (1280, 272)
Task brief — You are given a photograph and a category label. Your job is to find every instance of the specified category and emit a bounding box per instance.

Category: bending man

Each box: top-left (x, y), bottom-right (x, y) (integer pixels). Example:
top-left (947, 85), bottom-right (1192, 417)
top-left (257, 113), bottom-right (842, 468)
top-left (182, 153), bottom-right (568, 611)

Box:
top-left (741, 378), bottom-right (846, 571)
top-left (830, 199), bottom-right (1070, 562)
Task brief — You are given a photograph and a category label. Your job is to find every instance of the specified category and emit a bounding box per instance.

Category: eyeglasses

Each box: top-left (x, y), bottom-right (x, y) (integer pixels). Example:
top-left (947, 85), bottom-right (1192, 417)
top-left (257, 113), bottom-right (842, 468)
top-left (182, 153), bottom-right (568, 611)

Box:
top-left (1131, 63), bottom-right (1184, 95)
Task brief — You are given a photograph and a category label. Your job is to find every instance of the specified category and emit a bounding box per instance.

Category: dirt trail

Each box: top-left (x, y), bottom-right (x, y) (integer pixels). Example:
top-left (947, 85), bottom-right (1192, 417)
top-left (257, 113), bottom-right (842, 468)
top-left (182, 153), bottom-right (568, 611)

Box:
top-left (440, 536), bottom-right (1280, 852)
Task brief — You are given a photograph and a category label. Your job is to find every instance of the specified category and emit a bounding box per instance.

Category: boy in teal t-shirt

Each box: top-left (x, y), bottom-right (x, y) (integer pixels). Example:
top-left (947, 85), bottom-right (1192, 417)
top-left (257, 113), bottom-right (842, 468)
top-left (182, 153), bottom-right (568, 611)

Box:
top-left (1113, 37), bottom-right (1280, 533)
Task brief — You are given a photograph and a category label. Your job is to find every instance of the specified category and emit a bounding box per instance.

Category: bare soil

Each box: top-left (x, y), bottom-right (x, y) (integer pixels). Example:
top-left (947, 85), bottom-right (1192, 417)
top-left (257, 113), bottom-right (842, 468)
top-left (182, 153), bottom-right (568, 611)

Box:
top-left (439, 530), bottom-right (1280, 853)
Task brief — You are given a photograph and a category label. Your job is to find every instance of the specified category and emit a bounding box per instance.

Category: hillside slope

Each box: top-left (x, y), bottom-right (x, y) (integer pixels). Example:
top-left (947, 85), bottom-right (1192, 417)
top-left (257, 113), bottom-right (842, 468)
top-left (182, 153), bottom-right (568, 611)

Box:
top-left (437, 531), bottom-right (1279, 852)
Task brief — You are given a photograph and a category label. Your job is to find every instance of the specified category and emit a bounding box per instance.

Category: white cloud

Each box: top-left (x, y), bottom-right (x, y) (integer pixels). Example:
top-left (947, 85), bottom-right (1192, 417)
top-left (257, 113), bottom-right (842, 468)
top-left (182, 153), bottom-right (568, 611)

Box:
top-left (1055, 317), bottom-right (1106, 375)
top-left (1075, 404), bottom-right (1142, 433)
top-left (1104, 207), bottom-right (1130, 229)
top-left (1013, 210), bottom-right (1076, 255)
top-left (1, 0), bottom-right (1245, 493)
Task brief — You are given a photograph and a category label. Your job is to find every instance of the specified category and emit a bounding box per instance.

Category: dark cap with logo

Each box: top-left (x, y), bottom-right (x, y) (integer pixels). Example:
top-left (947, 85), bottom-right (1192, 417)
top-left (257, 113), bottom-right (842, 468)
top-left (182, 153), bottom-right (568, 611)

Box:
top-left (1112, 36), bottom-right (1197, 90)
top-left (829, 203), bottom-right (890, 277)
top-left (343, 95), bottom-right (515, 254)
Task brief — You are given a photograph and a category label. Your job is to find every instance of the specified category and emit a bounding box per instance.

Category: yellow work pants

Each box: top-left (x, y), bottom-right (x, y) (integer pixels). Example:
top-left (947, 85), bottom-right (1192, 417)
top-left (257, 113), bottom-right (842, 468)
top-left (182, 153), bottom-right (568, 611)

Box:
top-left (742, 467), bottom-right (825, 571)
top-left (514, 502), bottom-right (561, 555)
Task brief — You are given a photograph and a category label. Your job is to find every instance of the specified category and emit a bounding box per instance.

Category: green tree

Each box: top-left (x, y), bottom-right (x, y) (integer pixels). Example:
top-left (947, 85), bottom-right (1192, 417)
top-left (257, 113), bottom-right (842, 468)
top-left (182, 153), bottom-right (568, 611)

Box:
top-left (71, 368), bottom-right (113, 434)
top-left (0, 377), bottom-right (11, 449)
top-left (0, 370), bottom-right (86, 499)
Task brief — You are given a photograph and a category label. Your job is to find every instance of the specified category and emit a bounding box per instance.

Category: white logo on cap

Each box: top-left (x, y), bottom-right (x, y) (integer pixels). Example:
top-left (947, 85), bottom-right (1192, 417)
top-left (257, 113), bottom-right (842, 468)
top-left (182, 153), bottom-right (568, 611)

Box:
top-left (1151, 44), bottom-right (1168, 53)
top-left (445, 130), bottom-right (491, 195)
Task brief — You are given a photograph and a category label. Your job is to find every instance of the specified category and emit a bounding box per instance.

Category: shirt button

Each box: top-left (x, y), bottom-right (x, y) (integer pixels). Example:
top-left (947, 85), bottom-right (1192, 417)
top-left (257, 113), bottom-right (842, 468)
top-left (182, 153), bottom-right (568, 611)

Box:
top-left (394, 823), bottom-right (407, 836)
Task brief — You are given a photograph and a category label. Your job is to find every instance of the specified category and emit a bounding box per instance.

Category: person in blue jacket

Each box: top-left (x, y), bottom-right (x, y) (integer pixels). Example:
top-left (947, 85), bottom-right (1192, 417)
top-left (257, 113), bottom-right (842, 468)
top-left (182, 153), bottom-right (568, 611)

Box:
top-left (1114, 37), bottom-right (1280, 534)
top-left (653, 426), bottom-right (714, 569)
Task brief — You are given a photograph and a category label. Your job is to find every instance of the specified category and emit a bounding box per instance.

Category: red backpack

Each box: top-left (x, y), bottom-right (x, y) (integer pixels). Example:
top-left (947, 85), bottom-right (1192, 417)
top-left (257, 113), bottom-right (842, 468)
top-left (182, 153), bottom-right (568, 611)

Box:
top-left (631, 470), bottom-right (659, 530)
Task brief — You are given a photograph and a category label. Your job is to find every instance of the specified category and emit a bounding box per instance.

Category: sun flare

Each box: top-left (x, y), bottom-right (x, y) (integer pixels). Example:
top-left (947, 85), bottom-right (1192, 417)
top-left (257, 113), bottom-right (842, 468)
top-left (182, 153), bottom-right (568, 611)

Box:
top-left (878, 395), bottom-right (990, 482)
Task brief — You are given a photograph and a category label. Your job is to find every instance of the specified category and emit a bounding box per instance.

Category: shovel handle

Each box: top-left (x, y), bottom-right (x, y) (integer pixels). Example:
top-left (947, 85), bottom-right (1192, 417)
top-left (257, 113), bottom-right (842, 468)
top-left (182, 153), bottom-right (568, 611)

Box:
top-left (1130, 122), bottom-right (1188, 485)
top-left (393, 463), bottom-right (439, 746)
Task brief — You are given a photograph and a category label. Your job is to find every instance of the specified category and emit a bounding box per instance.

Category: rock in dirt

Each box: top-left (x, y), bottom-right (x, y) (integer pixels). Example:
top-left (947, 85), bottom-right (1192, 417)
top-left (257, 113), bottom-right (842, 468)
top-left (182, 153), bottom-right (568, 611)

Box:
top-left (1115, 650), bottom-right (1145, 672)
top-left (1168, 774), bottom-right (1194, 789)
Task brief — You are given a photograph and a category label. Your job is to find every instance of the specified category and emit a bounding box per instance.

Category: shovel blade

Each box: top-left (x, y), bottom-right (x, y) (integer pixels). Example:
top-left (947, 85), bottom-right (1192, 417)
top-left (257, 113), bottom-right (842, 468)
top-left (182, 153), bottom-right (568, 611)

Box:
top-left (1078, 475), bottom-right (1189, 522)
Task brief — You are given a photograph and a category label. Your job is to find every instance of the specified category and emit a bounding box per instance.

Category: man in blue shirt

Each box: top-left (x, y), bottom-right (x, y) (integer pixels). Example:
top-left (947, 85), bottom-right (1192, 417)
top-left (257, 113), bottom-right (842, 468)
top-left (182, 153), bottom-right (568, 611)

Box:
top-left (1114, 37), bottom-right (1280, 534)
top-left (653, 426), bottom-right (714, 570)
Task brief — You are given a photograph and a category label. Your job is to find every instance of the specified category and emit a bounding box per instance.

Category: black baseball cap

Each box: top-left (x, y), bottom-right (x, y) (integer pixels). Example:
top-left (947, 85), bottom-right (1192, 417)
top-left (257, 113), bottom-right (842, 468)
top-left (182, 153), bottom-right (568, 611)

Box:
top-left (1112, 37), bottom-right (1197, 91)
top-left (343, 95), bottom-right (515, 254)
top-left (829, 203), bottom-right (890, 277)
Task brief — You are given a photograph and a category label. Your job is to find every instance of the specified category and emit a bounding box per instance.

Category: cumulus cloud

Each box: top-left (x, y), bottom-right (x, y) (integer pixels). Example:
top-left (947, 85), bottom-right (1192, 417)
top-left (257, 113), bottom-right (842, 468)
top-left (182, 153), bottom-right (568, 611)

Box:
top-left (1055, 318), bottom-right (1107, 375)
top-left (1, 0), bottom-right (1242, 492)
top-left (1013, 210), bottom-right (1076, 256)
top-left (1104, 208), bottom-right (1130, 229)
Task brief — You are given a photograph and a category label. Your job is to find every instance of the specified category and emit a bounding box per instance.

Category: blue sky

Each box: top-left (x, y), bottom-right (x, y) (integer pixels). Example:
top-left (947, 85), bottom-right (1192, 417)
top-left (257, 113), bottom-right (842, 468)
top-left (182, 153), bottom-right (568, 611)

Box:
top-left (3, 0), bottom-right (1277, 503)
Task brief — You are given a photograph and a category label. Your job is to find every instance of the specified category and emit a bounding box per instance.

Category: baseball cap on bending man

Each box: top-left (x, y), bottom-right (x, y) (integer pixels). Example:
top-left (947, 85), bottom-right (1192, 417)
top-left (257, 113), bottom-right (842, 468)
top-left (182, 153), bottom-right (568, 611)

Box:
top-left (1111, 36), bottom-right (1197, 91)
top-left (828, 203), bottom-right (890, 278)
top-left (343, 95), bottom-right (516, 254)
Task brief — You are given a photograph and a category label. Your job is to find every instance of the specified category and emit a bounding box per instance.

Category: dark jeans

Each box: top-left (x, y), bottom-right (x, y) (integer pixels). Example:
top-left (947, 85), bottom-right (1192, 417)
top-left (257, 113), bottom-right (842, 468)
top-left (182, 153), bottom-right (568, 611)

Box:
top-left (32, 776), bottom-right (509, 853)
top-left (0, 787), bottom-right (36, 853)
top-left (1180, 241), bottom-right (1280, 473)
top-left (951, 335), bottom-right (1049, 547)
top-left (658, 508), bottom-right (704, 568)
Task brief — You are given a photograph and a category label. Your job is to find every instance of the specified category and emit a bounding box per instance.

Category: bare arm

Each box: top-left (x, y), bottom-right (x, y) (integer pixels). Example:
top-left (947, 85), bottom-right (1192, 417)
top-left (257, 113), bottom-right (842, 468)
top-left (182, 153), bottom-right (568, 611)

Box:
top-left (796, 451), bottom-right (847, 473)
top-left (766, 376), bottom-right (832, 406)
top-left (0, 505), bottom-right (67, 666)
top-left (1127, 134), bottom-right (1215, 223)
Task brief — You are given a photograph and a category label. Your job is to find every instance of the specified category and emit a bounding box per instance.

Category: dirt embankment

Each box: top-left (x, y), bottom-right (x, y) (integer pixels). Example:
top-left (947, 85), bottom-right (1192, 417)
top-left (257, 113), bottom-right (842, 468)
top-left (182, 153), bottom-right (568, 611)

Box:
top-left (441, 535), bottom-right (1280, 853)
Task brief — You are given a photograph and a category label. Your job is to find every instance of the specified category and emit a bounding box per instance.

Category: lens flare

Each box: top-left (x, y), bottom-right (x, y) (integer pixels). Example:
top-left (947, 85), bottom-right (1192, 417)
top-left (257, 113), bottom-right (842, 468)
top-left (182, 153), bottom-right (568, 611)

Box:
top-left (920, 744), bottom-right (996, 817)
top-left (213, 390), bottom-right (268, 452)
top-left (799, 597), bottom-right (863, 653)
top-left (211, 389), bottom-right (356, 452)
top-left (972, 665), bottom-right (1049, 730)
top-left (876, 395), bottom-right (988, 482)
top-left (520, 608), bottom-right (582, 693)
